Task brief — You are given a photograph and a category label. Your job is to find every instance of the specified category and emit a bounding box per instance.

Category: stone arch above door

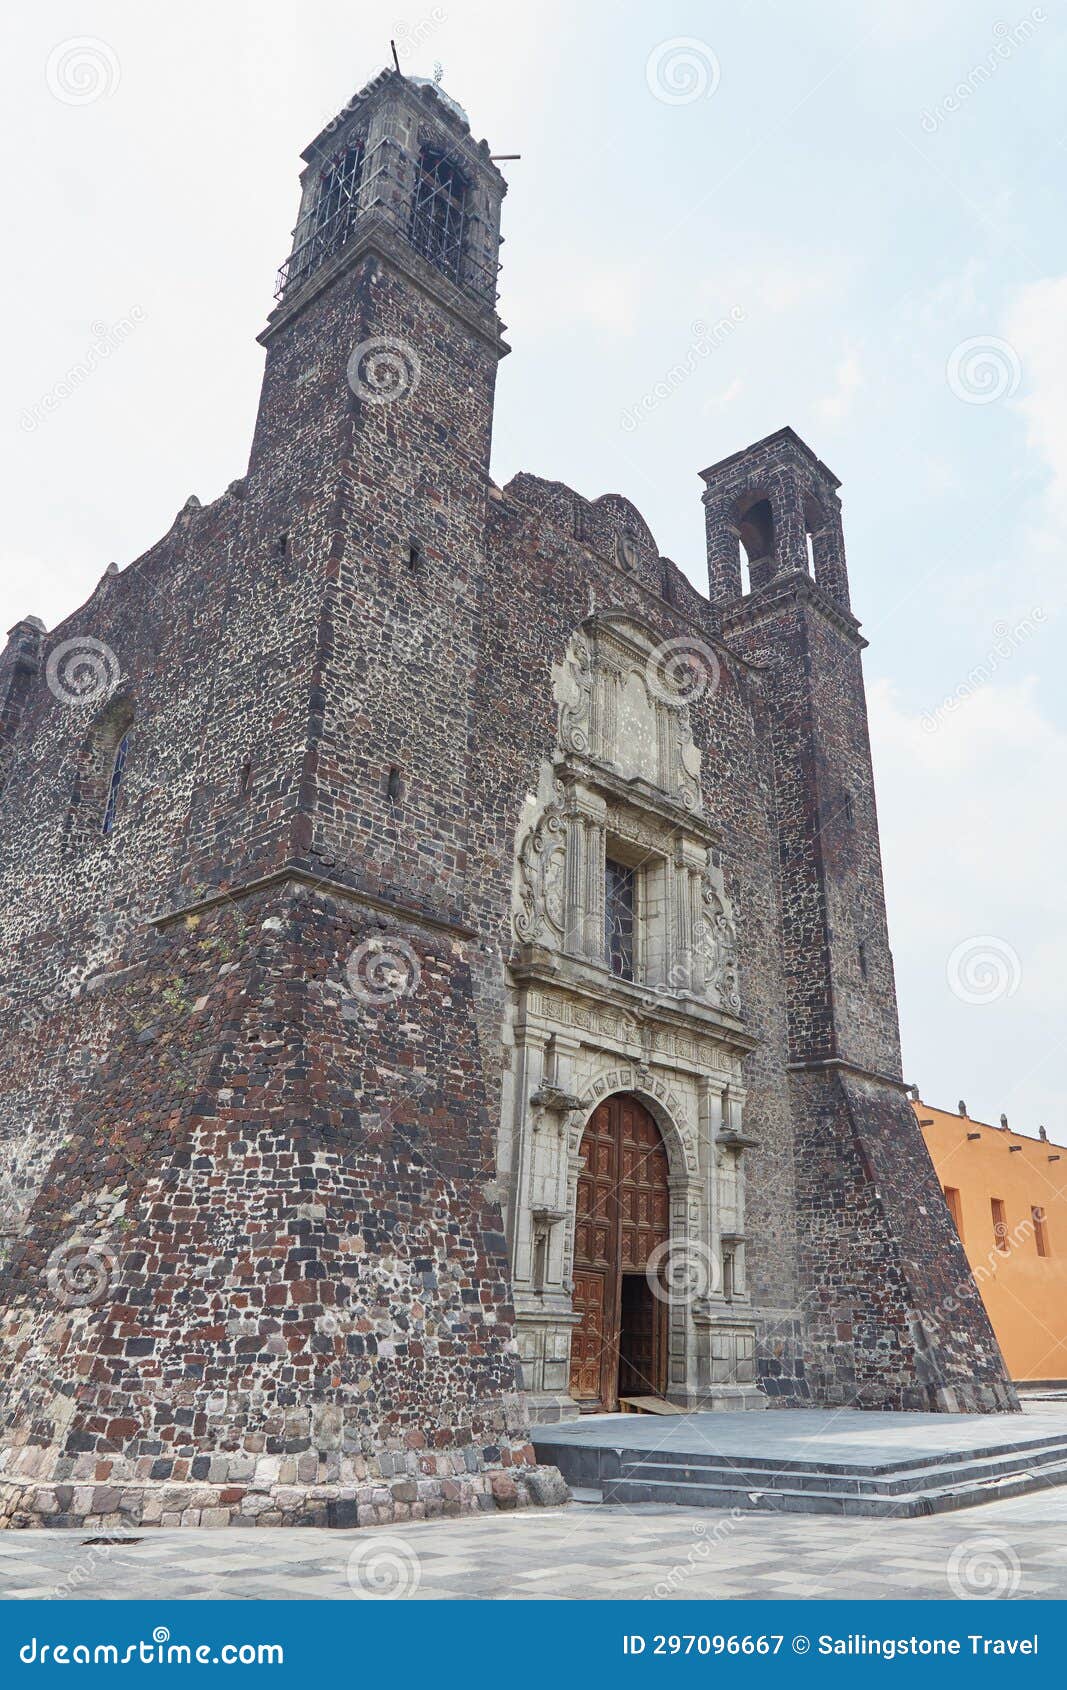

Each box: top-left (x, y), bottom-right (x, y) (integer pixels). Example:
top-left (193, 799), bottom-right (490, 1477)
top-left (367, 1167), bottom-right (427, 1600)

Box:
top-left (569, 1070), bottom-right (697, 1179)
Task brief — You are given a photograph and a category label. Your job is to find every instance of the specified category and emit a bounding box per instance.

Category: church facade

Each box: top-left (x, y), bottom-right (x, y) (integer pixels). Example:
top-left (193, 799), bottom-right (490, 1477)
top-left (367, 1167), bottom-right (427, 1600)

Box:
top-left (0, 69), bottom-right (1015, 1530)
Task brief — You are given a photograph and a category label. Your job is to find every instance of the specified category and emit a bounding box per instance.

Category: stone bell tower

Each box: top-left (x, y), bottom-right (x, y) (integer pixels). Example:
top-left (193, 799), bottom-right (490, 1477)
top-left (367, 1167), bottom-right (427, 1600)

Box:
top-left (0, 72), bottom-right (565, 1533)
top-left (700, 427), bottom-right (1016, 1413)
top-left (249, 67), bottom-right (509, 923)
top-left (701, 427), bottom-right (884, 1071)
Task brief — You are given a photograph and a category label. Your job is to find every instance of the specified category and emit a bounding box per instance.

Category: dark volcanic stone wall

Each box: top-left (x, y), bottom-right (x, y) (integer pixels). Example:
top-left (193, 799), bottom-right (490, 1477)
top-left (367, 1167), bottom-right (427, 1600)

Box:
top-left (0, 888), bottom-right (544, 1528)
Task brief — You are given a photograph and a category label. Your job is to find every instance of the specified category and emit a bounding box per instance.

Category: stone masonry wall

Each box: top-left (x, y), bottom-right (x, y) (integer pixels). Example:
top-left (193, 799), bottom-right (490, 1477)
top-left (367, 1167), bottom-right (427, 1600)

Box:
top-left (0, 887), bottom-right (560, 1527)
top-left (471, 475), bottom-right (804, 1339)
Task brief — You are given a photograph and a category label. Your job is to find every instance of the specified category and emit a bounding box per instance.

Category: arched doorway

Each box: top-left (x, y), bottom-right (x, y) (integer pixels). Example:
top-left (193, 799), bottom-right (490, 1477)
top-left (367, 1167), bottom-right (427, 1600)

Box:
top-left (569, 1094), bottom-right (670, 1412)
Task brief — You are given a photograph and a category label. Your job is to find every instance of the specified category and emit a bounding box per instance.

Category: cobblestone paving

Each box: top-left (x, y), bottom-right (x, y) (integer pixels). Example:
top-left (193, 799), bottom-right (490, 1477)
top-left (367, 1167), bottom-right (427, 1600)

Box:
top-left (1, 1486), bottom-right (1066, 1601)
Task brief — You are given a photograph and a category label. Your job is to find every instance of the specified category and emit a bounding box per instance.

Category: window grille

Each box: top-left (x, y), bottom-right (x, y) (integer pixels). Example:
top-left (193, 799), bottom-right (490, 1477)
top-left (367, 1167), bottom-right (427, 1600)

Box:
top-left (408, 145), bottom-right (468, 285)
top-left (275, 142), bottom-right (364, 300)
top-left (605, 859), bottom-right (636, 982)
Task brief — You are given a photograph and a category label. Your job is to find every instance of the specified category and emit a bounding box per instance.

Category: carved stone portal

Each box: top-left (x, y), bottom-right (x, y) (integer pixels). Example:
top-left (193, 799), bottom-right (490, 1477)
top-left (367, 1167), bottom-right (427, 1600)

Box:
top-left (501, 612), bottom-right (763, 1419)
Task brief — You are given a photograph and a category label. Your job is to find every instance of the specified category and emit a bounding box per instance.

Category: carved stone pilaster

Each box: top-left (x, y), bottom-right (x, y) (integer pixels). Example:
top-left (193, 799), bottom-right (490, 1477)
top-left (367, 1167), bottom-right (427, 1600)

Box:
top-left (514, 778), bottom-right (567, 949)
top-left (702, 852), bottom-right (741, 1013)
top-left (554, 634), bottom-right (594, 756)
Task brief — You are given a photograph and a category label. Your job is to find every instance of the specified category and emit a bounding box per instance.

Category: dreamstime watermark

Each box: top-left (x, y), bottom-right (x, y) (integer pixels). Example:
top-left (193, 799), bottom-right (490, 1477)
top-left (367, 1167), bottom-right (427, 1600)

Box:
top-left (46, 37), bottom-right (121, 106)
top-left (345, 1535), bottom-right (422, 1598)
top-left (646, 38), bottom-right (721, 105)
top-left (51, 1538), bottom-right (124, 1601)
top-left (621, 312), bottom-right (745, 432)
top-left (921, 608), bottom-right (1045, 734)
top-left (946, 335), bottom-right (1021, 404)
top-left (347, 337), bottom-right (422, 405)
top-left (912, 1208), bottom-right (1041, 1357)
top-left (346, 936), bottom-right (422, 1006)
top-left (646, 635), bottom-right (722, 706)
top-left (19, 308), bottom-right (147, 433)
top-left (646, 1237), bottom-right (721, 1305)
top-left (649, 1513), bottom-right (744, 1599)
top-left (921, 12), bottom-right (1046, 132)
top-left (45, 636), bottom-right (121, 708)
top-left (946, 1536), bottom-right (1022, 1599)
top-left (651, 928), bottom-right (740, 1015)
top-left (946, 936), bottom-right (1021, 1005)
top-left (978, 1211), bottom-right (1038, 1278)
top-left (45, 1239), bottom-right (118, 1309)
top-left (19, 1629), bottom-right (284, 1666)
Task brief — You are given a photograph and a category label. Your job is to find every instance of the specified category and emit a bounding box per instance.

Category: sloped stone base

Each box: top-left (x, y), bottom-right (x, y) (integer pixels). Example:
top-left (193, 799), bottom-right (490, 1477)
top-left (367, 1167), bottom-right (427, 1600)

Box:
top-left (0, 1450), bottom-right (569, 1529)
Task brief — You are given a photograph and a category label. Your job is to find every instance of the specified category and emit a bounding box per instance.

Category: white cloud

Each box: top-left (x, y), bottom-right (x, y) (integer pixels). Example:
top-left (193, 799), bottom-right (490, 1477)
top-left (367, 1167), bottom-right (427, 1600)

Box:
top-left (506, 252), bottom-right (644, 338)
top-left (1006, 273), bottom-right (1067, 527)
top-left (870, 674), bottom-right (1067, 1139)
top-left (710, 251), bottom-right (858, 319)
top-left (817, 352), bottom-right (863, 423)
top-left (703, 377), bottom-right (744, 411)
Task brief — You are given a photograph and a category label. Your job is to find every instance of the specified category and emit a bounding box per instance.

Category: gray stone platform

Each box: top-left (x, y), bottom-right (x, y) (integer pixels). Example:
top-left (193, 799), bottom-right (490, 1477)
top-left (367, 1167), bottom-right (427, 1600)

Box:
top-left (533, 1409), bottom-right (1067, 1517)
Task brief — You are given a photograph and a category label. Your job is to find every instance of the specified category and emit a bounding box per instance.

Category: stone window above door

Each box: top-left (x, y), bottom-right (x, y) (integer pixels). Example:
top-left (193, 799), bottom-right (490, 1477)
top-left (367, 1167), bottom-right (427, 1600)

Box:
top-left (605, 856), bottom-right (636, 980)
top-left (511, 613), bottom-right (742, 1020)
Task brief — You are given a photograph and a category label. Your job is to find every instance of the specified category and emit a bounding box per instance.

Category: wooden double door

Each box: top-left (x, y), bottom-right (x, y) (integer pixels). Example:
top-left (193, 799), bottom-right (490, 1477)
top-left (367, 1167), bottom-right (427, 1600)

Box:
top-left (569, 1094), bottom-right (670, 1411)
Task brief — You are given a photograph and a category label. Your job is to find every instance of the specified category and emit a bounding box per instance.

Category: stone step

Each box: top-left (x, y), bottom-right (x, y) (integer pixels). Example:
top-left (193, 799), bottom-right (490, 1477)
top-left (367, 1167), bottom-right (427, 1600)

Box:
top-left (534, 1409), bottom-right (1067, 1518)
top-left (615, 1430), bottom-right (1067, 1481)
top-left (618, 1396), bottom-right (689, 1416)
top-left (617, 1434), bottom-right (1067, 1498)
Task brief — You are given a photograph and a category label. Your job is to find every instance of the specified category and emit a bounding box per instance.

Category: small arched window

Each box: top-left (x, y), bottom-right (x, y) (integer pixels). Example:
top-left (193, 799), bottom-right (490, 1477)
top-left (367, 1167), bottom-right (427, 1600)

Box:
top-left (733, 492), bottom-right (777, 595)
top-left (101, 732), bottom-right (129, 836)
top-left (66, 691), bottom-right (135, 849)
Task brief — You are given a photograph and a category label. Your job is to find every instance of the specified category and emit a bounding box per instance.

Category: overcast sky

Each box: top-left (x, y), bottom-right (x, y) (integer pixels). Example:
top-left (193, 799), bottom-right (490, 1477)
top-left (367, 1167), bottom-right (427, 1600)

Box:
top-left (3, 1), bottom-right (1065, 1142)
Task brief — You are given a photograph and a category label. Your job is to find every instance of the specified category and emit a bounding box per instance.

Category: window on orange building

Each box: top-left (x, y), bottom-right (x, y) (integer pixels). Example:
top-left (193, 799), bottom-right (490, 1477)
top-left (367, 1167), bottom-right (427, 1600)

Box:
top-left (1032, 1206), bottom-right (1050, 1258)
top-left (943, 1186), bottom-right (963, 1239)
top-left (991, 1197), bottom-right (1009, 1253)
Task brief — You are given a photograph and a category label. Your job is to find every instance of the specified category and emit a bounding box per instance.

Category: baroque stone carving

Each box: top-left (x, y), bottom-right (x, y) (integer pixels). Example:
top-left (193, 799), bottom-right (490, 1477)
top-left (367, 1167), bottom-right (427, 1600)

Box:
top-left (554, 636), bottom-right (594, 756)
top-left (615, 529), bottom-right (638, 572)
top-left (702, 858), bottom-right (741, 1013)
top-left (550, 618), bottom-right (704, 811)
top-left (514, 780), bottom-right (566, 946)
top-left (669, 707), bottom-right (703, 813)
top-left (571, 1068), bottom-right (697, 1175)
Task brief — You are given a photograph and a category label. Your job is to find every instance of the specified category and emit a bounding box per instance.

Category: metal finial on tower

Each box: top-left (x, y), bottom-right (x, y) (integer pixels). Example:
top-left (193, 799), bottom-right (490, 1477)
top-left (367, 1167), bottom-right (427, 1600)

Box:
top-left (390, 40), bottom-right (401, 73)
top-left (433, 60), bottom-right (444, 84)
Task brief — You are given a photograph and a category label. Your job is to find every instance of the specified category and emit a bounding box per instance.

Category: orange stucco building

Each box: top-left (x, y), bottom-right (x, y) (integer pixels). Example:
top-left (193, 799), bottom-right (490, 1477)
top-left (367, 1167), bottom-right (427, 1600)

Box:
top-left (916, 1100), bottom-right (1067, 1383)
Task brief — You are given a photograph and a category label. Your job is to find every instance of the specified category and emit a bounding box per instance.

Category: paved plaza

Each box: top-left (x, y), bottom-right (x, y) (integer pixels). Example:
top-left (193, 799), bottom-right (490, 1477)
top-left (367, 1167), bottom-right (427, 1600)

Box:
top-left (0, 1484), bottom-right (1065, 1602)
top-left (3, 1399), bottom-right (1064, 1602)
